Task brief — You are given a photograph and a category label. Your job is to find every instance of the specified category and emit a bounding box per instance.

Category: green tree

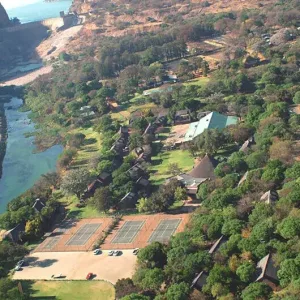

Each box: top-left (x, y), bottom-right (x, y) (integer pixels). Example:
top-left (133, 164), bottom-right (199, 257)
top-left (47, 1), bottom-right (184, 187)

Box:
top-left (133, 268), bottom-right (164, 291)
top-left (61, 169), bottom-right (91, 198)
top-left (277, 217), bottom-right (300, 239)
top-left (121, 294), bottom-right (150, 300)
top-left (136, 198), bottom-right (151, 213)
top-left (278, 255), bottom-right (300, 287)
top-left (222, 219), bottom-right (244, 236)
top-left (167, 163), bottom-right (183, 176)
top-left (293, 91), bottom-right (300, 104)
top-left (137, 242), bottom-right (167, 268)
top-left (165, 282), bottom-right (190, 300)
top-left (241, 282), bottom-right (271, 300)
top-left (115, 278), bottom-right (139, 299)
top-left (0, 278), bottom-right (29, 300)
top-left (129, 133), bottom-right (144, 151)
top-left (174, 187), bottom-right (187, 202)
top-left (89, 187), bottom-right (112, 212)
top-left (236, 262), bottom-right (255, 282)
top-left (25, 217), bottom-right (42, 238)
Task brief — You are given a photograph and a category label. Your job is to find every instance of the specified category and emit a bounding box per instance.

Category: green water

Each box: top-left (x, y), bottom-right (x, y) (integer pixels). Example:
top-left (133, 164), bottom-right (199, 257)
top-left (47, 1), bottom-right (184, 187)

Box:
top-left (0, 98), bottom-right (63, 212)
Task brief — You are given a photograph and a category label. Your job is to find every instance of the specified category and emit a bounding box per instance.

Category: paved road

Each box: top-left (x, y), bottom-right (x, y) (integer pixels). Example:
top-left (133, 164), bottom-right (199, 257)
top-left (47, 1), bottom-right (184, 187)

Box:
top-left (13, 250), bottom-right (137, 284)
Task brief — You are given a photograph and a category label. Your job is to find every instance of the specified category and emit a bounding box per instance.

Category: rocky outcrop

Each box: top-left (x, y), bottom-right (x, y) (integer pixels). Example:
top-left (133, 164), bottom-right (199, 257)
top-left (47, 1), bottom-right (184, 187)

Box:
top-left (0, 3), bottom-right (10, 28)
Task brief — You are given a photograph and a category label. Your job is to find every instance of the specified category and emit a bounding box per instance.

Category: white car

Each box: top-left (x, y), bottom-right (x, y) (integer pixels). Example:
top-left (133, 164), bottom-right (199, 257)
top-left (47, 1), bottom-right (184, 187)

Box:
top-left (15, 260), bottom-right (25, 271)
top-left (113, 250), bottom-right (121, 256)
top-left (93, 249), bottom-right (101, 255)
top-left (133, 248), bottom-right (139, 255)
top-left (108, 250), bottom-right (114, 256)
top-left (14, 265), bottom-right (21, 271)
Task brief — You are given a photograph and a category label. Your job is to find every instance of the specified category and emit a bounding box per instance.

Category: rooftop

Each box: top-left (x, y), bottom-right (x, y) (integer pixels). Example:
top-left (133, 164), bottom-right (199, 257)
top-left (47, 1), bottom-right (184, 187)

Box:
top-left (188, 154), bottom-right (218, 179)
top-left (184, 112), bottom-right (238, 142)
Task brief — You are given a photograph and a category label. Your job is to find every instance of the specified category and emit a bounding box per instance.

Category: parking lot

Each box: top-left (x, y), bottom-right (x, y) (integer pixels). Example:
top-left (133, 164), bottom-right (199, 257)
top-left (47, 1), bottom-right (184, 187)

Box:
top-left (13, 250), bottom-right (137, 284)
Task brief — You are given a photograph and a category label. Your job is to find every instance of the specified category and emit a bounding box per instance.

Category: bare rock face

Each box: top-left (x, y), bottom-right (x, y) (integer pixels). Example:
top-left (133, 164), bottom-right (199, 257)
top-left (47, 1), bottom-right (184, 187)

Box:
top-left (0, 2), bottom-right (10, 28)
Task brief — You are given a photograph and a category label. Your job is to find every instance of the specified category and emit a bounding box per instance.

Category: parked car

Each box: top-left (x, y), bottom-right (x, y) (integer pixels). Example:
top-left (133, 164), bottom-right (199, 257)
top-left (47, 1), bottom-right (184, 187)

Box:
top-left (108, 250), bottom-right (114, 256)
top-left (86, 272), bottom-right (93, 280)
top-left (133, 248), bottom-right (139, 255)
top-left (93, 249), bottom-right (101, 255)
top-left (15, 260), bottom-right (25, 271)
top-left (51, 274), bottom-right (64, 279)
top-left (14, 265), bottom-right (21, 271)
top-left (113, 250), bottom-right (121, 256)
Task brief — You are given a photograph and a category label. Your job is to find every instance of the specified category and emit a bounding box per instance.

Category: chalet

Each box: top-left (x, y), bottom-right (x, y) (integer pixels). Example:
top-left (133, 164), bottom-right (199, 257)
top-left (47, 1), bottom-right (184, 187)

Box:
top-left (255, 253), bottom-right (279, 287)
top-left (136, 176), bottom-right (151, 194)
top-left (189, 154), bottom-right (218, 180)
top-left (79, 105), bottom-right (95, 118)
top-left (118, 192), bottom-right (138, 210)
top-left (209, 235), bottom-right (228, 254)
top-left (127, 163), bottom-right (145, 180)
top-left (174, 109), bottom-right (191, 125)
top-left (135, 144), bottom-right (152, 163)
top-left (119, 126), bottom-right (129, 138)
top-left (98, 172), bottom-right (112, 185)
top-left (191, 271), bottom-right (209, 290)
top-left (184, 112), bottom-right (238, 142)
top-left (155, 109), bottom-right (169, 125)
top-left (260, 190), bottom-right (279, 205)
top-left (238, 171), bottom-right (249, 187)
top-left (243, 55), bottom-right (260, 68)
top-left (5, 223), bottom-right (25, 243)
top-left (32, 198), bottom-right (46, 214)
top-left (143, 123), bottom-right (156, 136)
top-left (240, 136), bottom-right (255, 153)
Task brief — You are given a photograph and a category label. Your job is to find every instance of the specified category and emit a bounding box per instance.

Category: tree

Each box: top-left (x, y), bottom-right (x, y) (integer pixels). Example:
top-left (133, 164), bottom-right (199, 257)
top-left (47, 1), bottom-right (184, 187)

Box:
top-left (167, 163), bottom-right (183, 176)
top-left (269, 139), bottom-right (293, 165)
top-left (61, 169), bottom-right (92, 198)
top-left (89, 187), bottom-right (112, 212)
top-left (277, 217), bottom-right (300, 239)
top-left (136, 198), bottom-right (151, 213)
top-left (241, 282), bottom-right (271, 300)
top-left (174, 187), bottom-right (187, 202)
top-left (137, 242), bottom-right (167, 268)
top-left (115, 278), bottom-right (139, 299)
top-left (293, 91), bottom-right (300, 104)
top-left (25, 217), bottom-right (42, 238)
top-left (278, 255), bottom-right (300, 287)
top-left (261, 160), bottom-right (285, 184)
top-left (236, 262), bottom-right (255, 282)
top-left (165, 282), bottom-right (190, 300)
top-left (222, 219), bottom-right (244, 236)
top-left (0, 278), bottom-right (29, 300)
top-left (133, 268), bottom-right (164, 291)
top-left (130, 133), bottom-right (144, 151)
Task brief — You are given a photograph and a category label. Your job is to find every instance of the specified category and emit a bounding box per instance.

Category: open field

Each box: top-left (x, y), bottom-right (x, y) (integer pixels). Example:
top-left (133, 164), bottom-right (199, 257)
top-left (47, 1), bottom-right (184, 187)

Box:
top-left (23, 280), bottom-right (115, 300)
top-left (150, 150), bottom-right (194, 184)
top-left (13, 250), bottom-right (136, 284)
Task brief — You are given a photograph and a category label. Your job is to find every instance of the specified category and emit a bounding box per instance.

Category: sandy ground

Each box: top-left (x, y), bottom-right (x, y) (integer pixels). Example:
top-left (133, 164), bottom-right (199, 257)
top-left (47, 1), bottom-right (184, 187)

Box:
top-left (0, 66), bottom-right (53, 86)
top-left (13, 250), bottom-right (137, 284)
top-left (165, 124), bottom-right (190, 145)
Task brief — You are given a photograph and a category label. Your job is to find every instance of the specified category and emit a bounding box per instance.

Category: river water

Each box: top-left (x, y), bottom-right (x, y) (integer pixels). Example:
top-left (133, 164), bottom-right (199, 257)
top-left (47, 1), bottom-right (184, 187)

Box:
top-left (6, 0), bottom-right (73, 24)
top-left (0, 98), bottom-right (63, 212)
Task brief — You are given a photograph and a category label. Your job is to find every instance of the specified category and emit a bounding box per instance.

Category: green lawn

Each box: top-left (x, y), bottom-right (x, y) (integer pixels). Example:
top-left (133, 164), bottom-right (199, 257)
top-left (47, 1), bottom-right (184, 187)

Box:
top-left (25, 280), bottom-right (115, 300)
top-left (150, 149), bottom-right (194, 185)
top-left (56, 193), bottom-right (105, 219)
top-left (71, 127), bottom-right (101, 169)
top-left (184, 77), bottom-right (210, 87)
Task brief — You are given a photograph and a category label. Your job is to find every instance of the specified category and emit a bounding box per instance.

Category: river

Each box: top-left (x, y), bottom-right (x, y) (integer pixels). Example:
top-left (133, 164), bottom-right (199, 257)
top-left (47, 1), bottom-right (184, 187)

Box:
top-left (0, 98), bottom-right (63, 213)
top-left (6, 0), bottom-right (73, 24)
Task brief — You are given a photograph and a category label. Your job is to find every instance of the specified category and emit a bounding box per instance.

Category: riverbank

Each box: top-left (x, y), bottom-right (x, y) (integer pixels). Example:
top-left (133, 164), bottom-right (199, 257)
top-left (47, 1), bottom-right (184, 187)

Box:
top-left (0, 97), bottom-right (63, 212)
top-left (0, 103), bottom-right (8, 179)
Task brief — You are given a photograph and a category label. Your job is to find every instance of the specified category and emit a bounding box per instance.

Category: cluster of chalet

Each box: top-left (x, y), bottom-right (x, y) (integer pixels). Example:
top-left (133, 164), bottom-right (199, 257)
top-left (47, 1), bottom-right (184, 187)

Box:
top-left (5, 199), bottom-right (47, 243)
top-left (81, 124), bottom-right (155, 210)
top-left (191, 236), bottom-right (279, 292)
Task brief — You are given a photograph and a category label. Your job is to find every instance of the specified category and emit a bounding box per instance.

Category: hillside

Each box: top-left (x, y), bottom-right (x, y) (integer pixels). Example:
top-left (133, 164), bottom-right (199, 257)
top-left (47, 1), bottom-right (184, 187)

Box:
top-left (0, 3), bottom-right (9, 28)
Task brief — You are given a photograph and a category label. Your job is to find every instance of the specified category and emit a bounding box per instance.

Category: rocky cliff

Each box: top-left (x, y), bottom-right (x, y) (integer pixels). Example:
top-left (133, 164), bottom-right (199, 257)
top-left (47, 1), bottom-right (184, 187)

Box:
top-left (0, 3), bottom-right (10, 28)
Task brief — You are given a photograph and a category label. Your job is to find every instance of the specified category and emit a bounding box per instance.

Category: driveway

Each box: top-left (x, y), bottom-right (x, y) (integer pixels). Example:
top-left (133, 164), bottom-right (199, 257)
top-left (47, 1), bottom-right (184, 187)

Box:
top-left (13, 250), bottom-right (137, 284)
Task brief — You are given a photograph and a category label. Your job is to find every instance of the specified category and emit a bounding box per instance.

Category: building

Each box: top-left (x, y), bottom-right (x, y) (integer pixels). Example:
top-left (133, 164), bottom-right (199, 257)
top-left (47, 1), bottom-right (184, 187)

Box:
top-left (191, 271), bottom-right (209, 290)
top-left (118, 192), bottom-right (138, 210)
top-left (184, 112), bottom-right (238, 142)
top-left (256, 253), bottom-right (279, 287)
top-left (32, 198), bottom-right (46, 214)
top-left (5, 223), bottom-right (25, 243)
top-left (238, 171), bottom-right (249, 186)
top-left (189, 154), bottom-right (218, 180)
top-left (208, 235), bottom-right (228, 254)
top-left (240, 136), bottom-right (255, 153)
top-left (260, 190), bottom-right (279, 205)
top-left (174, 109), bottom-right (191, 125)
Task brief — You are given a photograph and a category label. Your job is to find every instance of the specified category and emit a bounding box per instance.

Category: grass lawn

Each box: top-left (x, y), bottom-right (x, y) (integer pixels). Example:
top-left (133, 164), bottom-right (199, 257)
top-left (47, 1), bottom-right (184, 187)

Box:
top-left (184, 77), bottom-right (210, 87)
top-left (71, 127), bottom-right (101, 169)
top-left (149, 149), bottom-right (194, 185)
top-left (25, 280), bottom-right (115, 300)
top-left (56, 193), bottom-right (105, 219)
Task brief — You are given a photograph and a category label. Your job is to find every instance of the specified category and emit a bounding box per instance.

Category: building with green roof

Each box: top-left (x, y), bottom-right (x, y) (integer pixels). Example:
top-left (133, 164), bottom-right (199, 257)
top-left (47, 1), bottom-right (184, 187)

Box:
top-left (184, 112), bottom-right (238, 142)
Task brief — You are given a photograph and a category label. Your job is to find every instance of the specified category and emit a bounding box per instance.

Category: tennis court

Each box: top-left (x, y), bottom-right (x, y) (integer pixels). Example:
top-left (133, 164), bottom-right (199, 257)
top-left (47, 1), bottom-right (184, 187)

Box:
top-left (42, 236), bottom-right (61, 250)
top-left (66, 223), bottom-right (101, 246)
top-left (112, 221), bottom-right (144, 244)
top-left (148, 219), bottom-right (181, 243)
